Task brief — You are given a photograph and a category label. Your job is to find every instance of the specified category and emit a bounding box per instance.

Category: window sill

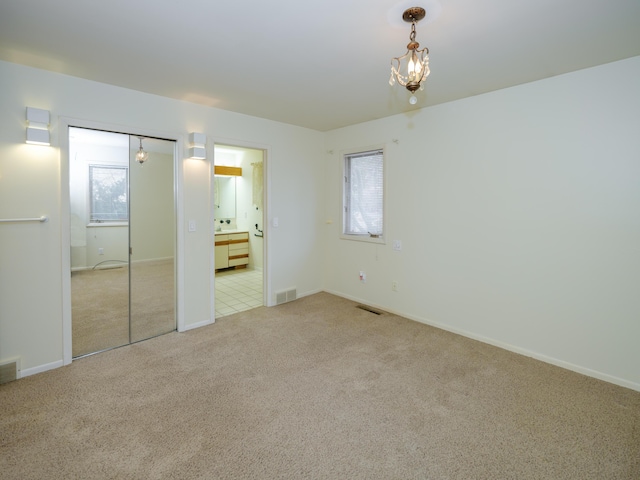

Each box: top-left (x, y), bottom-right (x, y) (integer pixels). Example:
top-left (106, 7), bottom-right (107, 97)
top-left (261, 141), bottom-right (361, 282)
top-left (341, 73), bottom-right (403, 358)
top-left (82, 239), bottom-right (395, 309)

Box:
top-left (340, 234), bottom-right (385, 245)
top-left (87, 222), bottom-right (129, 227)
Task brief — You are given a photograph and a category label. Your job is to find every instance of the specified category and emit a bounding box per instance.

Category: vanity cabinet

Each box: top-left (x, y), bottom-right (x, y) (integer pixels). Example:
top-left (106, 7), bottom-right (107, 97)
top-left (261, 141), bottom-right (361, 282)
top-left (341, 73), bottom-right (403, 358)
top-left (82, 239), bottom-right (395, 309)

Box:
top-left (215, 232), bottom-right (249, 270)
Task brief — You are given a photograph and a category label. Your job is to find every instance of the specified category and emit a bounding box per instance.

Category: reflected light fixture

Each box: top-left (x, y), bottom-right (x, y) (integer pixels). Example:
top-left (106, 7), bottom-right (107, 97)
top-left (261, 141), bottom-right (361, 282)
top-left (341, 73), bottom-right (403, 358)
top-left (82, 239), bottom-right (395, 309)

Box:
top-left (389, 7), bottom-right (430, 105)
top-left (136, 137), bottom-right (149, 164)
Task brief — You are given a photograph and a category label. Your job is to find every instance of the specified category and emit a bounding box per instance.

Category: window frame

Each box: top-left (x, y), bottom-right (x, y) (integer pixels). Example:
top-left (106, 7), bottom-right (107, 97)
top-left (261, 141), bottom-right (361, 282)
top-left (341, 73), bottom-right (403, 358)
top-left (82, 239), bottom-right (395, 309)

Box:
top-left (340, 146), bottom-right (386, 244)
top-left (88, 164), bottom-right (129, 224)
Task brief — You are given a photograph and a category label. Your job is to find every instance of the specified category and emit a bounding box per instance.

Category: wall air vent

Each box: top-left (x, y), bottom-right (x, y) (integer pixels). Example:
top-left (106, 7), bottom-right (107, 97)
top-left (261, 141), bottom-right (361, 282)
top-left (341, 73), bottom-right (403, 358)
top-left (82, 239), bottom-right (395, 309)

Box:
top-left (275, 288), bottom-right (297, 305)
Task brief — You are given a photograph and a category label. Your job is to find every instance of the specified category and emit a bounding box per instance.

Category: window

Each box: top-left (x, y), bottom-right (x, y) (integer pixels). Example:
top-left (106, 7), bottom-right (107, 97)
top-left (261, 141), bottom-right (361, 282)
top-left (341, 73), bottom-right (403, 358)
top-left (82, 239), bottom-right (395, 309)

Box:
top-left (342, 148), bottom-right (384, 241)
top-left (89, 165), bottom-right (128, 222)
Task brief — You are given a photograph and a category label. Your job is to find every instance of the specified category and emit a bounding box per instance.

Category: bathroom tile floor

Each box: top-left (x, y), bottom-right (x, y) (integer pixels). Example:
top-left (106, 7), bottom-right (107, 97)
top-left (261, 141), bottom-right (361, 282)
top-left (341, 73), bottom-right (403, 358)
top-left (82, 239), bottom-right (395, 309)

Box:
top-left (215, 268), bottom-right (263, 318)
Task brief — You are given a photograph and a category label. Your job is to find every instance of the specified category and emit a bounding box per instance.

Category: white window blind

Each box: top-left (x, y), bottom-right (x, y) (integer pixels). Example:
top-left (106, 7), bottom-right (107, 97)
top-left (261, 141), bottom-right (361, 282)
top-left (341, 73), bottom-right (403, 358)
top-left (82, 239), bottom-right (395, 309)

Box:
top-left (343, 149), bottom-right (384, 238)
top-left (89, 165), bottom-right (129, 222)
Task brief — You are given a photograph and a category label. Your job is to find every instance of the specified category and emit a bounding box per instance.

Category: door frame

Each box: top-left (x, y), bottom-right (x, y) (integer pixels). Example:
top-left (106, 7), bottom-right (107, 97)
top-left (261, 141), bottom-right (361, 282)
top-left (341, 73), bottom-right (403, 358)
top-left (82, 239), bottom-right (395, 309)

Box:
top-left (59, 117), bottom-right (185, 365)
top-left (211, 137), bottom-right (270, 310)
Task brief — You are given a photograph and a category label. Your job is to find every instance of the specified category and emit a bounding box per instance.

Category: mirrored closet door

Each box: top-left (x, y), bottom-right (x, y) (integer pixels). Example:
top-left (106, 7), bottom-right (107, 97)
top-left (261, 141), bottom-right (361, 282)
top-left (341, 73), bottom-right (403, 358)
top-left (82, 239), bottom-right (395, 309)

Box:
top-left (69, 127), bottom-right (176, 358)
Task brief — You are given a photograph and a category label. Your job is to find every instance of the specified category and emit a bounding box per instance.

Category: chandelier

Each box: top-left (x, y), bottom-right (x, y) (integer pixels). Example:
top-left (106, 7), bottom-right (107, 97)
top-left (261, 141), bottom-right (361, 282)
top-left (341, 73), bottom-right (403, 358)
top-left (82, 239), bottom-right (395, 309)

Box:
top-left (135, 137), bottom-right (149, 164)
top-left (389, 7), bottom-right (430, 105)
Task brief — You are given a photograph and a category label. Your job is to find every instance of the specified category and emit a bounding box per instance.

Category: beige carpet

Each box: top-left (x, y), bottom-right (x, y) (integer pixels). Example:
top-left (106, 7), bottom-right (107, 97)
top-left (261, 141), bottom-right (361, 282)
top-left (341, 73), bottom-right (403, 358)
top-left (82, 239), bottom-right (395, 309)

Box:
top-left (1, 292), bottom-right (638, 479)
top-left (71, 259), bottom-right (175, 357)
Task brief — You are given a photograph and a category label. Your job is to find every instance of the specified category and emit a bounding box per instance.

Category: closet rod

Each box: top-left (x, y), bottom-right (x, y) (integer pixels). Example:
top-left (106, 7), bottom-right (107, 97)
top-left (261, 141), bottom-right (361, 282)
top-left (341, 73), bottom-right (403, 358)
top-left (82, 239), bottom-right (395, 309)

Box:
top-left (0, 215), bottom-right (48, 223)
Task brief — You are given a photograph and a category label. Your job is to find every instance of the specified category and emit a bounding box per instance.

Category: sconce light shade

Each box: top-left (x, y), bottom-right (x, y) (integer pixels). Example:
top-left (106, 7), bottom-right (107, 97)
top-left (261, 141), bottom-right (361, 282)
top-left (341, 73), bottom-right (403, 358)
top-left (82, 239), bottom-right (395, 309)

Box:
top-left (26, 127), bottom-right (51, 145)
top-left (188, 132), bottom-right (207, 159)
top-left (26, 107), bottom-right (50, 145)
top-left (189, 132), bottom-right (206, 145)
top-left (188, 147), bottom-right (206, 159)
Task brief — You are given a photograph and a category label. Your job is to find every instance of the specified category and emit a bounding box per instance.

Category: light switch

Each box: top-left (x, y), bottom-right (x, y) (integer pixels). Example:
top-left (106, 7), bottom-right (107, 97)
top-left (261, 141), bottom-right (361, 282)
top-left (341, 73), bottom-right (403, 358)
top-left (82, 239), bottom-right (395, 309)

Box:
top-left (393, 240), bottom-right (402, 251)
top-left (188, 220), bottom-right (196, 232)
top-left (273, 217), bottom-right (279, 228)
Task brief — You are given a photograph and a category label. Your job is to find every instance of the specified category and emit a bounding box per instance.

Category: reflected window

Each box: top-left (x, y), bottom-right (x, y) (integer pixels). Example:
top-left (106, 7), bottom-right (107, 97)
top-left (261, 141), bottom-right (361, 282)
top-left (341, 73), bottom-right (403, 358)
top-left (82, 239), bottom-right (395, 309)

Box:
top-left (89, 165), bottom-right (128, 222)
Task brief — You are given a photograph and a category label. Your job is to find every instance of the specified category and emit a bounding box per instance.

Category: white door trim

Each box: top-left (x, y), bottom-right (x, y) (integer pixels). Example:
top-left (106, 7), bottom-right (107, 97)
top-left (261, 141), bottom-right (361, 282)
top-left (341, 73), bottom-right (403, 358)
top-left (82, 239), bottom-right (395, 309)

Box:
top-left (211, 137), bottom-right (271, 309)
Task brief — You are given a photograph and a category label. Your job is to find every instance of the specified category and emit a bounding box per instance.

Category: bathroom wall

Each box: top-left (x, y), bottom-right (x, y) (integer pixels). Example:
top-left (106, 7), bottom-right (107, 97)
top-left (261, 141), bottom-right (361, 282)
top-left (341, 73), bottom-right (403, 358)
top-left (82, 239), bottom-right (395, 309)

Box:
top-left (237, 148), bottom-right (264, 270)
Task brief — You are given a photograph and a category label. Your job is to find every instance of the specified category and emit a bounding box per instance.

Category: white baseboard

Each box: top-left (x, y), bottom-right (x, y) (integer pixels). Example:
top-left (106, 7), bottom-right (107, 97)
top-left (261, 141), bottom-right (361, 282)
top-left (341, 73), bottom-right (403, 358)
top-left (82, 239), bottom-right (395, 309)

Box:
top-left (324, 289), bottom-right (640, 393)
top-left (181, 318), bottom-right (214, 332)
top-left (21, 360), bottom-right (64, 379)
top-left (298, 288), bottom-right (323, 299)
top-left (72, 256), bottom-right (174, 272)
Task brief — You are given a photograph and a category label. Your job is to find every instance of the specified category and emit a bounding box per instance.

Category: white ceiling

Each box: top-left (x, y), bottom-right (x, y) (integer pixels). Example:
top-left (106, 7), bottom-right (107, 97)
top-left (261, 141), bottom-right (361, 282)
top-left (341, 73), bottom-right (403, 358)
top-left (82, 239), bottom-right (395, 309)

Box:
top-left (2, 0), bottom-right (639, 132)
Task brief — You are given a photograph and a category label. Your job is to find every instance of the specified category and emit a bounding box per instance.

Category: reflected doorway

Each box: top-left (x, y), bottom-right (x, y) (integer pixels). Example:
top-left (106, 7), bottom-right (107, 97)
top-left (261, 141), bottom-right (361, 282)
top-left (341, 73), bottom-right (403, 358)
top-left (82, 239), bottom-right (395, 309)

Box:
top-left (69, 127), bottom-right (176, 357)
top-left (213, 144), bottom-right (265, 317)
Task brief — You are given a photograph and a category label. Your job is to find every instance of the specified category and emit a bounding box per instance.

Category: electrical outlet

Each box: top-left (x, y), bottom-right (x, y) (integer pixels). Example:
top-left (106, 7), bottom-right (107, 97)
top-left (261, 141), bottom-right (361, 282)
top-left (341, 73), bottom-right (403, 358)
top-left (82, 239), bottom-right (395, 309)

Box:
top-left (359, 271), bottom-right (366, 282)
top-left (98, 248), bottom-right (104, 255)
top-left (393, 240), bottom-right (402, 251)
top-left (392, 280), bottom-right (398, 292)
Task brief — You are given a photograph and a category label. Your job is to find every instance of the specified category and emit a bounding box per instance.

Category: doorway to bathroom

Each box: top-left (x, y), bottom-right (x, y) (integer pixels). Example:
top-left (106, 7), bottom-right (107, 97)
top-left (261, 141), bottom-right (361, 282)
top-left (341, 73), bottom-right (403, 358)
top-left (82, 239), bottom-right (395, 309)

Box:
top-left (213, 144), bottom-right (265, 317)
top-left (68, 127), bottom-right (176, 357)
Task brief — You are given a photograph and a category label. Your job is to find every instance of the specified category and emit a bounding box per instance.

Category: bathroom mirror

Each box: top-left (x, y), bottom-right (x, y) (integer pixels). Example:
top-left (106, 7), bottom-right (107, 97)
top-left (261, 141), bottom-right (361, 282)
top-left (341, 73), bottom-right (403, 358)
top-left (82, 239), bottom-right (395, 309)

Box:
top-left (215, 176), bottom-right (236, 219)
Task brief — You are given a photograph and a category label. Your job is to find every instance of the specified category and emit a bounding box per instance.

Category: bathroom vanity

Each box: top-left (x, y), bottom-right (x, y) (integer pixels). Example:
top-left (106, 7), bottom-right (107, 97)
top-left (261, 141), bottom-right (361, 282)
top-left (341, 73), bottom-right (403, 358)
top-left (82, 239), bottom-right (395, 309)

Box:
top-left (215, 231), bottom-right (249, 270)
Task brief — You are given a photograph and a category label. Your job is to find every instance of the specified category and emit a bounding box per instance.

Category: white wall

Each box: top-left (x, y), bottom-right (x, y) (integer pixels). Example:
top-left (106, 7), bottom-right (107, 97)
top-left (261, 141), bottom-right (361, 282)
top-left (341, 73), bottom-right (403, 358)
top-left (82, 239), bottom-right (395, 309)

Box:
top-left (3, 56), bottom-right (638, 390)
top-left (129, 150), bottom-right (175, 263)
top-left (0, 60), bottom-right (324, 375)
top-left (236, 148), bottom-right (265, 270)
top-left (69, 138), bottom-right (175, 269)
top-left (69, 139), bottom-right (129, 269)
top-left (323, 57), bottom-right (640, 391)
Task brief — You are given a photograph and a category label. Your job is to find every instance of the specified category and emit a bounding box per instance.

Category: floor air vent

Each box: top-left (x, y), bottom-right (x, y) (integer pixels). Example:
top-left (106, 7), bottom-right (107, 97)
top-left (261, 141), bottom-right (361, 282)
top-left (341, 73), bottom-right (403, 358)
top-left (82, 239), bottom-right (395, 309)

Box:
top-left (356, 304), bottom-right (384, 315)
top-left (0, 358), bottom-right (20, 384)
top-left (275, 288), bottom-right (297, 305)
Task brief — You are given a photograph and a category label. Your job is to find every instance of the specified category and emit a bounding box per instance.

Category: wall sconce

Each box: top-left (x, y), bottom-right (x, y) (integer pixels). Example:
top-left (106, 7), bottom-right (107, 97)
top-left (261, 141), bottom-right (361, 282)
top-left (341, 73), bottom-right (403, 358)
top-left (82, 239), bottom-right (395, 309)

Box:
top-left (188, 132), bottom-right (206, 159)
top-left (26, 107), bottom-right (50, 145)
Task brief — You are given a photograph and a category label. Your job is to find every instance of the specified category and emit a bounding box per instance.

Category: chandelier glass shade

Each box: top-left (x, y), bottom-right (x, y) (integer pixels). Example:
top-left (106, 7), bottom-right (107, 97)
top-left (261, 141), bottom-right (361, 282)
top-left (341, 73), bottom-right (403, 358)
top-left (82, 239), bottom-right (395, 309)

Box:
top-left (389, 7), bottom-right (430, 104)
top-left (136, 137), bottom-right (149, 164)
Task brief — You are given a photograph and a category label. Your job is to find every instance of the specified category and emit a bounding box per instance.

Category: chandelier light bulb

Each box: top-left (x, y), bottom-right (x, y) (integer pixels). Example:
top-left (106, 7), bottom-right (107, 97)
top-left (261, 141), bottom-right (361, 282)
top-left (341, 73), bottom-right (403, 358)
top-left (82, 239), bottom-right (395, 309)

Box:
top-left (389, 7), bottom-right (431, 104)
top-left (136, 149), bottom-right (149, 164)
top-left (408, 52), bottom-right (422, 80)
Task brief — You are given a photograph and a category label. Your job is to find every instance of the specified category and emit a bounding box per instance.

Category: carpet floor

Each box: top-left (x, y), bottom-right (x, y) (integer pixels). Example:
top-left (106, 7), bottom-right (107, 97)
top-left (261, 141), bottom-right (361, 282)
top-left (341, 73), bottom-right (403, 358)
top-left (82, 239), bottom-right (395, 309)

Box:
top-left (1, 292), bottom-right (638, 479)
top-left (71, 259), bottom-right (175, 357)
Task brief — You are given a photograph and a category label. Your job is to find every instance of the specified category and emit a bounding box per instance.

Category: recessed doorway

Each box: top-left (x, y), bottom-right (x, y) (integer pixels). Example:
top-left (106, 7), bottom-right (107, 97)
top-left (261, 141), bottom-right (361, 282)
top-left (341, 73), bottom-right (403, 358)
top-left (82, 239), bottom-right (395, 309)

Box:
top-left (213, 144), bottom-right (265, 317)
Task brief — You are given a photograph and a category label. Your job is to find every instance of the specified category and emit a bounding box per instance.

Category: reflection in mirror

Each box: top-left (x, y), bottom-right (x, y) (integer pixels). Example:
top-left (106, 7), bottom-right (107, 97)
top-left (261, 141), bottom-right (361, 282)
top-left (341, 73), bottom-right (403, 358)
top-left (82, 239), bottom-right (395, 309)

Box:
top-left (215, 176), bottom-right (236, 219)
top-left (69, 128), bottom-right (130, 357)
top-left (129, 136), bottom-right (176, 343)
top-left (69, 127), bottom-right (176, 358)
